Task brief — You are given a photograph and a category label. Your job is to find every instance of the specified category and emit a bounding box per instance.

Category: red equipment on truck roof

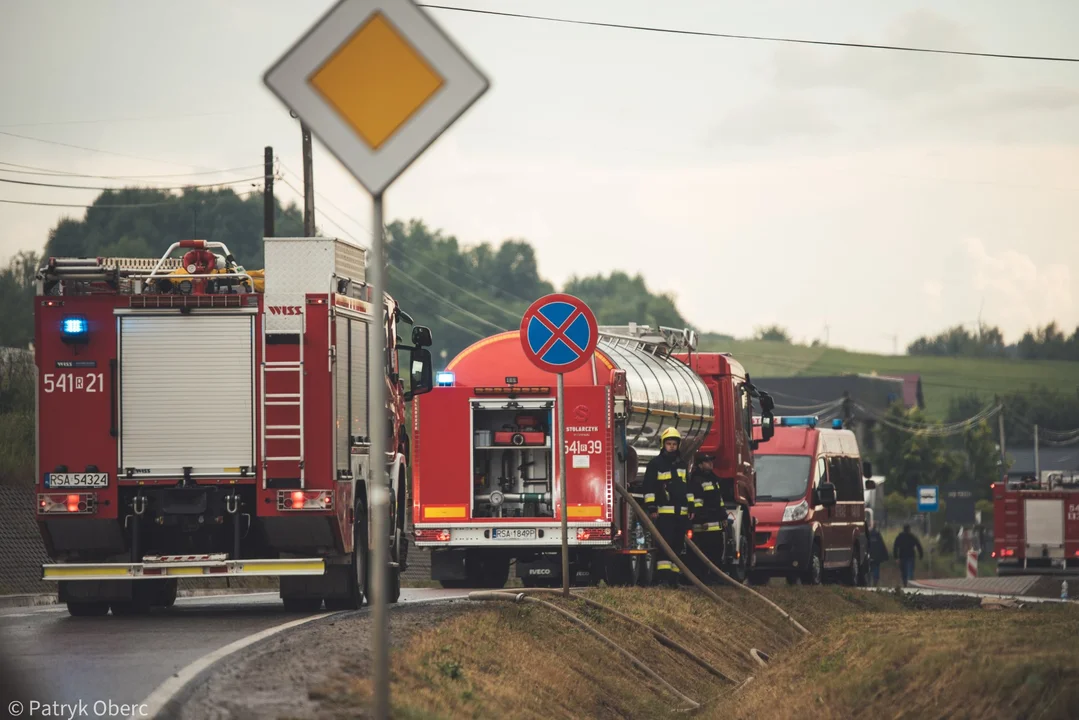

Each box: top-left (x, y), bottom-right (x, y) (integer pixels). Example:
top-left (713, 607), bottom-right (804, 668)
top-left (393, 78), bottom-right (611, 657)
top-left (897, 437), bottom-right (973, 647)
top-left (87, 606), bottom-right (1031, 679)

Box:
top-left (34, 236), bottom-right (435, 616)
top-left (411, 323), bottom-right (775, 588)
top-left (992, 472), bottom-right (1079, 575)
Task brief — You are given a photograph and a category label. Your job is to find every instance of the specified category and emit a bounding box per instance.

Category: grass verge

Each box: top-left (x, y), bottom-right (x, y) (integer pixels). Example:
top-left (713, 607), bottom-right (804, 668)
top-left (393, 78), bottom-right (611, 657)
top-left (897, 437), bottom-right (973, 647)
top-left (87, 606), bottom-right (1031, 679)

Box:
top-left (733, 597), bottom-right (1079, 719)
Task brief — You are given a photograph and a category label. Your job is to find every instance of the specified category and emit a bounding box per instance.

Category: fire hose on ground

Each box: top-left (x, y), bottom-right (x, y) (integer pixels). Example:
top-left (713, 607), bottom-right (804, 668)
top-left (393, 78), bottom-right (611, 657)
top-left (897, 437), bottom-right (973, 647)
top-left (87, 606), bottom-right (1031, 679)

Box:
top-left (613, 483), bottom-right (808, 642)
top-left (468, 590), bottom-right (702, 712)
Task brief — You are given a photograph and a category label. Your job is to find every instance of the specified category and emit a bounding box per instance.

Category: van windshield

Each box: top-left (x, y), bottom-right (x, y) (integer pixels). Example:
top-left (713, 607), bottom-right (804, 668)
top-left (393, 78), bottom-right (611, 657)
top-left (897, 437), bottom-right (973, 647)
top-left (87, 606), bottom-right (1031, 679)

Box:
top-left (754, 455), bottom-right (813, 502)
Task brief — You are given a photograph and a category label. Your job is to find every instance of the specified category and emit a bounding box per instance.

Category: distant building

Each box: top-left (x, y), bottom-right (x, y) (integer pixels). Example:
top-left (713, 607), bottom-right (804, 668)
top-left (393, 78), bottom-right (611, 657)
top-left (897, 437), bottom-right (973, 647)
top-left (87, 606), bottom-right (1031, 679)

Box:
top-left (1004, 447), bottom-right (1079, 480)
top-left (753, 373), bottom-right (923, 454)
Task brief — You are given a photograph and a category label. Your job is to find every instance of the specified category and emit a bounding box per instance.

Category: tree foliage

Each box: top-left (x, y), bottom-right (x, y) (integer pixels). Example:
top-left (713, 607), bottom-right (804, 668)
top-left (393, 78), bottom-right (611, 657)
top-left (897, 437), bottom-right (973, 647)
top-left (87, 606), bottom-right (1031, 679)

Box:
top-left (43, 187), bottom-right (305, 269)
top-left (753, 324), bottom-right (792, 343)
top-left (909, 321), bottom-right (1079, 361)
top-left (871, 403), bottom-right (1002, 500)
top-left (947, 388), bottom-right (1079, 446)
top-left (562, 272), bottom-right (687, 330)
top-left (0, 251), bottom-right (40, 350)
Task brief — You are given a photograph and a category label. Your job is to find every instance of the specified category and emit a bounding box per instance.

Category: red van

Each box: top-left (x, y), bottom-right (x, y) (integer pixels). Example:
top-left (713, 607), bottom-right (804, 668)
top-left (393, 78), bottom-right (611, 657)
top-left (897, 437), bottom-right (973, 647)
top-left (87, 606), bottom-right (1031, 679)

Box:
top-left (749, 416), bottom-right (874, 585)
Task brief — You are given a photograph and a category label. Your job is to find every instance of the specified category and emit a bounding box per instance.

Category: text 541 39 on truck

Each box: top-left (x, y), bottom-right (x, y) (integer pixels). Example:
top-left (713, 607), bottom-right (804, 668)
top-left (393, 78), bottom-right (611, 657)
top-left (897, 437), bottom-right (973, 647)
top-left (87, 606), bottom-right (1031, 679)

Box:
top-left (410, 323), bottom-right (775, 588)
top-left (33, 235), bottom-right (435, 616)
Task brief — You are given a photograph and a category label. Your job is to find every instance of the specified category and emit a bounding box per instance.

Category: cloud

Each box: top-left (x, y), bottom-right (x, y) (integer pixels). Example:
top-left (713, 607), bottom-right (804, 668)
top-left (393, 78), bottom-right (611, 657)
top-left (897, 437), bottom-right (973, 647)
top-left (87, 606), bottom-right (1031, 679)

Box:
top-left (771, 9), bottom-right (983, 99)
top-left (715, 93), bottom-right (836, 146)
top-left (922, 280), bottom-right (942, 299)
top-left (964, 237), bottom-right (1073, 335)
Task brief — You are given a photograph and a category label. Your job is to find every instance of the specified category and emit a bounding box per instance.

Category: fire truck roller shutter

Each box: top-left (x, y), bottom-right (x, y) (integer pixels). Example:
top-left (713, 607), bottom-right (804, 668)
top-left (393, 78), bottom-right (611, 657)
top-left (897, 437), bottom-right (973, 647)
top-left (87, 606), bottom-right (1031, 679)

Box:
top-left (597, 341), bottom-right (713, 467)
top-left (119, 314), bottom-right (255, 476)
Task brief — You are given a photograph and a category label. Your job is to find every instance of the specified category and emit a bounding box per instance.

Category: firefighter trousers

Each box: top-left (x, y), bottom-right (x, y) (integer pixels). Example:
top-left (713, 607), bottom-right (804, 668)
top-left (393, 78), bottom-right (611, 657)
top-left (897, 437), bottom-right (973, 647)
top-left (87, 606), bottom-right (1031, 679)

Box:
top-left (653, 512), bottom-right (687, 587)
top-left (690, 519), bottom-right (726, 582)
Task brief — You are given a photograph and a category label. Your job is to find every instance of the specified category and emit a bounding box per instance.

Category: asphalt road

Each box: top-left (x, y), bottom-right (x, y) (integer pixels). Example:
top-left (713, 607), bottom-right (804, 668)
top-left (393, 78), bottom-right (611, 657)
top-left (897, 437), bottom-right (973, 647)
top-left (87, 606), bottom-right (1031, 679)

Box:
top-left (0, 589), bottom-right (467, 718)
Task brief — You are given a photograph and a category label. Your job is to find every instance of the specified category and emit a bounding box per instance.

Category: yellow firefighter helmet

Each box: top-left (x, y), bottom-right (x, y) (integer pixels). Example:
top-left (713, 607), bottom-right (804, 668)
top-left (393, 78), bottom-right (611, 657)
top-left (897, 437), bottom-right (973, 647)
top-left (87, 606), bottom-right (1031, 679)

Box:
top-left (660, 427), bottom-right (682, 443)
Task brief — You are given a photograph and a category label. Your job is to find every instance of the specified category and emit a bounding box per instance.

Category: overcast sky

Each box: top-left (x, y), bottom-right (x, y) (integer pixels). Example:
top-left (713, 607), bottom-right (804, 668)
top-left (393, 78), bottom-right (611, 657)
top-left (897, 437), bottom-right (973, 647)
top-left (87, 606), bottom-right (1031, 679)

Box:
top-left (2, 0), bottom-right (1077, 353)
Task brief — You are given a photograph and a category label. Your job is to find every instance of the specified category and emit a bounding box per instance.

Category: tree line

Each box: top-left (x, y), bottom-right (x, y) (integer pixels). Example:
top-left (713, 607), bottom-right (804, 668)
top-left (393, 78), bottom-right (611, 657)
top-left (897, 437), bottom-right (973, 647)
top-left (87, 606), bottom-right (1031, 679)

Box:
top-left (908, 322), bottom-right (1079, 362)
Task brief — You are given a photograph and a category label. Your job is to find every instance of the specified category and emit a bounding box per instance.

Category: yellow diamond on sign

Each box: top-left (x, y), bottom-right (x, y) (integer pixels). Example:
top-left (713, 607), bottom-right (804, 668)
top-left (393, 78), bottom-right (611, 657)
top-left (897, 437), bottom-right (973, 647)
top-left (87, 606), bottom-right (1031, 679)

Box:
top-left (308, 11), bottom-right (445, 151)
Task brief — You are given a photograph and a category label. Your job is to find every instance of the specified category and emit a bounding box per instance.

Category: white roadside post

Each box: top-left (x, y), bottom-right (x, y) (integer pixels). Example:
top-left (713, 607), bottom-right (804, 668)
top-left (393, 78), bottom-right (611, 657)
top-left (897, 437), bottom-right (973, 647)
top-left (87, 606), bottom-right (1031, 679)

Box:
top-left (262, 2), bottom-right (489, 716)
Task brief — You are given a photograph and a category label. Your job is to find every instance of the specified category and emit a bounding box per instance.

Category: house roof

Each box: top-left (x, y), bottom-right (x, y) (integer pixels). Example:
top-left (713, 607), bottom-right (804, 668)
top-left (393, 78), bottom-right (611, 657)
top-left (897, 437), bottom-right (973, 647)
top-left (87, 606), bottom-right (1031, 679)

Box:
top-left (1005, 447), bottom-right (1079, 475)
top-left (755, 375), bottom-right (914, 418)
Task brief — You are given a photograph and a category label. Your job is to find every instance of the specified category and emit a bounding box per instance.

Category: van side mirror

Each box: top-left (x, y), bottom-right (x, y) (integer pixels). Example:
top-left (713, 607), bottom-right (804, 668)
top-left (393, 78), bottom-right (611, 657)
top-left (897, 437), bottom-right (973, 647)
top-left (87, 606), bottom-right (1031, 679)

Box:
top-left (863, 460), bottom-right (873, 478)
top-left (404, 347), bottom-right (433, 400)
top-left (412, 325), bottom-right (433, 348)
top-left (817, 482), bottom-right (837, 507)
top-left (759, 392), bottom-right (775, 414)
top-left (864, 479), bottom-right (877, 491)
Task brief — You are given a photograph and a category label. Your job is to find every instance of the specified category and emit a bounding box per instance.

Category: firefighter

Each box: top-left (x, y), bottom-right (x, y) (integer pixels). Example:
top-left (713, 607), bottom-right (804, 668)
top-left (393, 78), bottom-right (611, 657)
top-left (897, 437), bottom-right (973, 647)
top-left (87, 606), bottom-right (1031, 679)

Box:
top-left (687, 452), bottom-right (724, 580)
top-left (643, 427), bottom-right (691, 587)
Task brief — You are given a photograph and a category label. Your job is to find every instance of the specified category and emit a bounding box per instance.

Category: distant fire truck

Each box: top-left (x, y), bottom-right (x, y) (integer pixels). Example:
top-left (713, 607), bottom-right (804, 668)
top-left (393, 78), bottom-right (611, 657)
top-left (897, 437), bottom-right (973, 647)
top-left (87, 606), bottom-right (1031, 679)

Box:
top-left (993, 471), bottom-right (1079, 575)
top-left (410, 323), bottom-right (775, 588)
top-left (33, 236), bottom-right (434, 616)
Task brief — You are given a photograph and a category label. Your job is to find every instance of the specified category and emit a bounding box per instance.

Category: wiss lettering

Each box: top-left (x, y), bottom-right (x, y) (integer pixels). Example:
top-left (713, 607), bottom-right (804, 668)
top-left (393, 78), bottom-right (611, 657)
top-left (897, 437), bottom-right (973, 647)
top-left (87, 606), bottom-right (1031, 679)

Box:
top-left (268, 306), bottom-right (303, 315)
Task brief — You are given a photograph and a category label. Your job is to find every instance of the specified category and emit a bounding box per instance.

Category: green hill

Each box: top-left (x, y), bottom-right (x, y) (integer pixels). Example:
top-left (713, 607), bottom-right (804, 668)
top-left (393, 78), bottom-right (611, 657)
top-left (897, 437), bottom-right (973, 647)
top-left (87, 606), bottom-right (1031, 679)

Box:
top-left (698, 338), bottom-right (1079, 419)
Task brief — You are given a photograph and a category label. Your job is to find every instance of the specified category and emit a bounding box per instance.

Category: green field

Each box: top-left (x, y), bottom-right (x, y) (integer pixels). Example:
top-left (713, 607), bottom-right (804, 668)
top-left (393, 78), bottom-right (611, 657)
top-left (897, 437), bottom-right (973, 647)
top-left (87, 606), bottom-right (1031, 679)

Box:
top-left (697, 338), bottom-right (1079, 419)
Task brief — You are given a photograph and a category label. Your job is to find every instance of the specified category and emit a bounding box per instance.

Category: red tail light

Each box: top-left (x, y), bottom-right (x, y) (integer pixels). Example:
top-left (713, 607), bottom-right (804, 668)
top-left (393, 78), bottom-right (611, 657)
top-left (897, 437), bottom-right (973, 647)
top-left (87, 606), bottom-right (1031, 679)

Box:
top-left (576, 527), bottom-right (613, 542)
top-left (277, 490), bottom-right (333, 511)
top-left (414, 529), bottom-right (451, 542)
top-left (38, 493), bottom-right (96, 514)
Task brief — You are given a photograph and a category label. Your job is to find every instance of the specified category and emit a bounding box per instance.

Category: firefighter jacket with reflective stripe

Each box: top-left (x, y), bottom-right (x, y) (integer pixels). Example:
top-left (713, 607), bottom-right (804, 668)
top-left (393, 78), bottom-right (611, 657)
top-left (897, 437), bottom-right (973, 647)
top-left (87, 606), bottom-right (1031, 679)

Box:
top-left (688, 467), bottom-right (724, 528)
top-left (642, 452), bottom-right (691, 518)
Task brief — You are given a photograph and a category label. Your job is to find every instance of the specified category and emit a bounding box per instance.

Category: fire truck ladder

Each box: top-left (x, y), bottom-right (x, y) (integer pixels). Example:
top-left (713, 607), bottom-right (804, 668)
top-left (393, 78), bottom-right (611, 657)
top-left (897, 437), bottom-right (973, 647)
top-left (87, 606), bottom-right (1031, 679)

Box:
top-left (261, 316), bottom-right (305, 488)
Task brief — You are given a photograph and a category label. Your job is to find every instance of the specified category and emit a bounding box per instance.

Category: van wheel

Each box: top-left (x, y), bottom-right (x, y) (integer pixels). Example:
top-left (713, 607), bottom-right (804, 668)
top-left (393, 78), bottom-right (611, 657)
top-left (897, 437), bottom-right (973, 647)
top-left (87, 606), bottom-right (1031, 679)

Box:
top-left (731, 532), bottom-right (750, 584)
top-left (844, 549), bottom-right (860, 586)
top-left (802, 544), bottom-right (823, 585)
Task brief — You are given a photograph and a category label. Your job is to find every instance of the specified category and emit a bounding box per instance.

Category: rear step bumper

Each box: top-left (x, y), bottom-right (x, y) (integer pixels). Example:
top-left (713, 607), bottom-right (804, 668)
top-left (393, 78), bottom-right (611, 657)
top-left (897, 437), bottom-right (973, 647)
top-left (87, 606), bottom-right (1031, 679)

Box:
top-left (42, 558), bottom-right (325, 581)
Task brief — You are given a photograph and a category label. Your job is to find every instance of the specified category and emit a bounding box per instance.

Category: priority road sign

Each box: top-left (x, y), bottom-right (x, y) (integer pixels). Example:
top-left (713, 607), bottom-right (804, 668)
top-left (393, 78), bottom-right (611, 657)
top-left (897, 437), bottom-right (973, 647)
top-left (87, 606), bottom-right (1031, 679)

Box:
top-left (520, 293), bottom-right (599, 375)
top-left (262, 0), bottom-right (490, 196)
top-left (917, 485), bottom-right (939, 512)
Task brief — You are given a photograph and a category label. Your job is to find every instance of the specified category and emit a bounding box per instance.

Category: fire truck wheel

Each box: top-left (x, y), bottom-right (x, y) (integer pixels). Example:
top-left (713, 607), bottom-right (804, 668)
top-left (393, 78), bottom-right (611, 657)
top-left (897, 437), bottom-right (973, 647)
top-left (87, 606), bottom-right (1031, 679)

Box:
top-left (479, 557), bottom-right (510, 589)
top-left (111, 583), bottom-right (155, 615)
top-left (67, 601), bottom-right (110, 617)
top-left (328, 512), bottom-right (368, 611)
top-left (153, 580), bottom-right (177, 608)
top-left (633, 552), bottom-right (655, 587)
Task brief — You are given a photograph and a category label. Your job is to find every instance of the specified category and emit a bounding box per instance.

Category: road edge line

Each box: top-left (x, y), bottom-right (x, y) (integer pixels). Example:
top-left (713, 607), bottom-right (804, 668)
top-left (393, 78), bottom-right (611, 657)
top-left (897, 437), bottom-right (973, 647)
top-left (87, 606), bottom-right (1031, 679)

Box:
top-left (132, 610), bottom-right (337, 720)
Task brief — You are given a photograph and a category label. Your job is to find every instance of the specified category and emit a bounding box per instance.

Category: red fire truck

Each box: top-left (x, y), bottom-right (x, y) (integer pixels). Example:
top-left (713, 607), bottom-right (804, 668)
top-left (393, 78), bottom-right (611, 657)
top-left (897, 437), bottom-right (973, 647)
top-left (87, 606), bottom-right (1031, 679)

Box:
top-left (992, 471), bottom-right (1079, 575)
top-left (33, 236), bottom-right (434, 616)
top-left (410, 323), bottom-right (775, 588)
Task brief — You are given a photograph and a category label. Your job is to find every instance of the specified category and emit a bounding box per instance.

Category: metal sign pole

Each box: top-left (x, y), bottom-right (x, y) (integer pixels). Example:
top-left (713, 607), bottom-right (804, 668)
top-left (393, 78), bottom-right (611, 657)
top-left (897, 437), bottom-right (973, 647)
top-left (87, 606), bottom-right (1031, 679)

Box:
top-left (369, 193), bottom-right (389, 720)
top-left (557, 371), bottom-right (568, 596)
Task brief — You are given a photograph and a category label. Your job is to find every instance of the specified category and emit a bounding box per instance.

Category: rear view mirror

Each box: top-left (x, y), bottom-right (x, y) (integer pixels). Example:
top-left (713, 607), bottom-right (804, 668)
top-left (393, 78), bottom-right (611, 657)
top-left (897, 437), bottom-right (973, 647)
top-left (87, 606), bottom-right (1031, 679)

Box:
top-left (760, 412), bottom-right (775, 442)
top-left (404, 347), bottom-right (433, 400)
top-left (864, 479), bottom-right (877, 491)
top-left (817, 482), bottom-right (837, 507)
top-left (863, 460), bottom-right (873, 478)
top-left (759, 391), bottom-right (775, 414)
top-left (412, 325), bottom-right (433, 348)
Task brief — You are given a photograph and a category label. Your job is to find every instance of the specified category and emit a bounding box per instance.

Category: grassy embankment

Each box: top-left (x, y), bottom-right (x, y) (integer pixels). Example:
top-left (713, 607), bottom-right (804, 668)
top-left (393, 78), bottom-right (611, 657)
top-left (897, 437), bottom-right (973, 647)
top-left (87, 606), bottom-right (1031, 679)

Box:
top-left (698, 338), bottom-right (1079, 420)
top-left (313, 584), bottom-right (1079, 719)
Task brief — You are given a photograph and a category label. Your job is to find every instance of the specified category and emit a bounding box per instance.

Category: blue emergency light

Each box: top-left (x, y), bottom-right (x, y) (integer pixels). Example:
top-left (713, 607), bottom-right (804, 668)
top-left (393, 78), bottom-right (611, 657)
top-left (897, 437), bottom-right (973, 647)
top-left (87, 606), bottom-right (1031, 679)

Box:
top-left (60, 315), bottom-right (89, 344)
top-left (435, 371), bottom-right (455, 387)
top-left (777, 416), bottom-right (818, 428)
top-left (832, 418), bottom-right (844, 429)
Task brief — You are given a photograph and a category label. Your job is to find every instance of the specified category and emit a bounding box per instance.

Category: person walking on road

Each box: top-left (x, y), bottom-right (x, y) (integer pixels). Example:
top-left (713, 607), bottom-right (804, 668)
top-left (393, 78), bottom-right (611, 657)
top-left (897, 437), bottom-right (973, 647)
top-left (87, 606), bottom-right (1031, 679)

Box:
top-left (866, 520), bottom-right (889, 586)
top-left (643, 428), bottom-right (692, 587)
top-left (893, 524), bottom-right (924, 587)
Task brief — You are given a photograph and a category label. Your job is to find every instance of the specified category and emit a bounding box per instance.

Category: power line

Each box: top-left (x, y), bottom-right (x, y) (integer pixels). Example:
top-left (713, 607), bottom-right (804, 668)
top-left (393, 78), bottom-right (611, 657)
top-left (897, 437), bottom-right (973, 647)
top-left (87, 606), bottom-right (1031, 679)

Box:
top-left (0, 110), bottom-right (251, 130)
top-left (0, 159), bottom-right (262, 180)
top-left (417, 4), bottom-right (1079, 64)
top-left (0, 130), bottom-right (210, 169)
top-left (0, 174), bottom-right (264, 192)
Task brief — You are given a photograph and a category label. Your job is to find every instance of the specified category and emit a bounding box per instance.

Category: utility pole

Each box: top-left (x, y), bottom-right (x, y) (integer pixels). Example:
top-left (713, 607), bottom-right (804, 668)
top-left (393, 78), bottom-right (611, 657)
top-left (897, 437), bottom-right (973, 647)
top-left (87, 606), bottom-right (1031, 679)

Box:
top-left (264, 146), bottom-right (275, 238)
top-left (1034, 424), bottom-right (1041, 482)
top-left (998, 407), bottom-right (1006, 468)
top-left (301, 122), bottom-right (315, 236)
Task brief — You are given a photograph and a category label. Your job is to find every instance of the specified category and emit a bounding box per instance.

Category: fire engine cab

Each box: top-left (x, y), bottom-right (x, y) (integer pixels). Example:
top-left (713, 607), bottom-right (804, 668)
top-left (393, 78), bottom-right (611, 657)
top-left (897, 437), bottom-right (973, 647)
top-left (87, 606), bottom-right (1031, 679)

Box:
top-left (410, 323), bottom-right (774, 588)
top-left (993, 471), bottom-right (1079, 575)
top-left (33, 236), bottom-right (434, 616)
